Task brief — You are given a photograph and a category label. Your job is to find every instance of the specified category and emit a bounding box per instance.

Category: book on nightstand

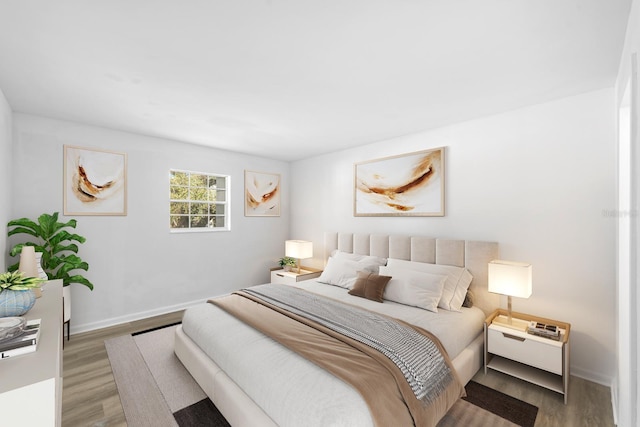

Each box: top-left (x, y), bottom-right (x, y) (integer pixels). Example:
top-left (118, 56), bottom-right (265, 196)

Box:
top-left (0, 318), bottom-right (41, 359)
top-left (526, 320), bottom-right (563, 341)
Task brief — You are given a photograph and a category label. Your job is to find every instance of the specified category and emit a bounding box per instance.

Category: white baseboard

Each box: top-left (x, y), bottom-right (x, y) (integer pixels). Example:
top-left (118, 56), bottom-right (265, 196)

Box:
top-left (69, 298), bottom-right (205, 335)
top-left (611, 376), bottom-right (618, 426)
top-left (570, 365), bottom-right (613, 387)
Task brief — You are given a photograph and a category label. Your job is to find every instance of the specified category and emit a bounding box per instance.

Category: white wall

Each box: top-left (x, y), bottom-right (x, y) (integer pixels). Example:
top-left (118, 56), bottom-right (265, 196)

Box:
top-left (291, 89), bottom-right (616, 385)
top-left (615, 0), bottom-right (640, 425)
top-left (0, 88), bottom-right (12, 272)
top-left (10, 114), bottom-right (290, 332)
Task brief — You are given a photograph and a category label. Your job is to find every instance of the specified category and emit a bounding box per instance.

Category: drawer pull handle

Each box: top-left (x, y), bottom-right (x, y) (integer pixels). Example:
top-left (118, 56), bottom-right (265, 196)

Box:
top-left (276, 274), bottom-right (284, 277)
top-left (502, 333), bottom-right (526, 342)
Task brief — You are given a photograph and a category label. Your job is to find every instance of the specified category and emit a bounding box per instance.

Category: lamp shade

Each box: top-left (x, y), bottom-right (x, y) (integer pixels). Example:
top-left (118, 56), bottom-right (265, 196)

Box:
top-left (285, 240), bottom-right (313, 259)
top-left (488, 260), bottom-right (532, 298)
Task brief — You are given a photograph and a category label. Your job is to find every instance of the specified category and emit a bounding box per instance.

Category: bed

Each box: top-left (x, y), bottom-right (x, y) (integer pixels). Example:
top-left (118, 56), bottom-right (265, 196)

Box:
top-left (175, 233), bottom-right (499, 426)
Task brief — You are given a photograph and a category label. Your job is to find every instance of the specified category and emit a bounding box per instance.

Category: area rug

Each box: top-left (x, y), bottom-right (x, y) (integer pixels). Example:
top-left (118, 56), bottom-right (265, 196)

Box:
top-left (105, 324), bottom-right (537, 427)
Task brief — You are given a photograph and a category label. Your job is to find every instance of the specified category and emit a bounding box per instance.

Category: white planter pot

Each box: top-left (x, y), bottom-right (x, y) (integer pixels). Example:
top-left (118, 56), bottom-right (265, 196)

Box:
top-left (63, 286), bottom-right (71, 323)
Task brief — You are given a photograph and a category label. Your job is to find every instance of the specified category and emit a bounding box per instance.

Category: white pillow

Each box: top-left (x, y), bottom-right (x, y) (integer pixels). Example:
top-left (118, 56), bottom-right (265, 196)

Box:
top-left (332, 251), bottom-right (387, 272)
top-left (385, 259), bottom-right (473, 312)
top-left (378, 266), bottom-right (446, 313)
top-left (318, 257), bottom-right (379, 289)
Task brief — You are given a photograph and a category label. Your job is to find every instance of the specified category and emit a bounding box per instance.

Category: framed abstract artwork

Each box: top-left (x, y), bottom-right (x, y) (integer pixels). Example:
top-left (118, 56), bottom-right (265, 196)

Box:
top-left (244, 170), bottom-right (281, 216)
top-left (354, 147), bottom-right (445, 217)
top-left (63, 145), bottom-right (127, 216)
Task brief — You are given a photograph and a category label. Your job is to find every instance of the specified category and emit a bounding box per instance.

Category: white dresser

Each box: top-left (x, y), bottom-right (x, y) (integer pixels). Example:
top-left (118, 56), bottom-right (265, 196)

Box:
top-left (0, 280), bottom-right (63, 426)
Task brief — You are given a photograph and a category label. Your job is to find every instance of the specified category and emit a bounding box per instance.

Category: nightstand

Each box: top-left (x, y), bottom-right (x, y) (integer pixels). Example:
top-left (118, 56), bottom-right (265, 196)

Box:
top-left (270, 267), bottom-right (322, 285)
top-left (484, 309), bottom-right (571, 404)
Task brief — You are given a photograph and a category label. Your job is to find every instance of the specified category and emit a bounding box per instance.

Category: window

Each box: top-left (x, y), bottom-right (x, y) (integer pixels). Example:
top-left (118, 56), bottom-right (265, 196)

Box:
top-left (170, 170), bottom-right (229, 231)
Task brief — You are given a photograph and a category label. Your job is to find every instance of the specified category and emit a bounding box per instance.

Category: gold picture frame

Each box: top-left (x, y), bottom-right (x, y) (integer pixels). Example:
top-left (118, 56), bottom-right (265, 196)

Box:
top-left (244, 170), bottom-right (281, 217)
top-left (354, 147), bottom-right (445, 217)
top-left (63, 145), bottom-right (127, 216)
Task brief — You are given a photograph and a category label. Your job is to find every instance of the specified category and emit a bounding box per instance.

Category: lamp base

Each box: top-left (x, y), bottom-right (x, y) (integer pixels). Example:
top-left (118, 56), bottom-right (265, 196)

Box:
top-left (492, 315), bottom-right (529, 332)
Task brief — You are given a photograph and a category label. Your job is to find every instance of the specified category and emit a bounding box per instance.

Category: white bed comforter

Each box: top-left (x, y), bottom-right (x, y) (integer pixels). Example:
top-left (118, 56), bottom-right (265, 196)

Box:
top-left (181, 281), bottom-right (485, 427)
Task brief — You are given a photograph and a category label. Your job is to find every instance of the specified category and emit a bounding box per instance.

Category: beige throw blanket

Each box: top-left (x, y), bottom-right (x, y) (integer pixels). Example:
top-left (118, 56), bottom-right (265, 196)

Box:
top-left (209, 286), bottom-right (464, 426)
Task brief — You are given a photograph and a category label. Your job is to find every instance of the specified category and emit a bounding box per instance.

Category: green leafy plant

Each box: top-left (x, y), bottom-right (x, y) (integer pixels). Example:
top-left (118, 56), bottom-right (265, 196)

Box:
top-left (278, 257), bottom-right (297, 268)
top-left (8, 212), bottom-right (94, 290)
top-left (0, 271), bottom-right (45, 293)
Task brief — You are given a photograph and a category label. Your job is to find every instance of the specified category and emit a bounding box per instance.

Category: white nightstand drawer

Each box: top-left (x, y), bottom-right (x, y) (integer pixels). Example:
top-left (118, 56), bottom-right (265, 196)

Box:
top-left (270, 269), bottom-right (322, 285)
top-left (271, 271), bottom-right (296, 285)
top-left (488, 326), bottom-right (562, 375)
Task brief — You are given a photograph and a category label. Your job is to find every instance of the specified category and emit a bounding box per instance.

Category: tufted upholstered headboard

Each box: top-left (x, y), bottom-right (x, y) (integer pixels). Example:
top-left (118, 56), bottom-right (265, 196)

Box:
top-left (324, 232), bottom-right (499, 316)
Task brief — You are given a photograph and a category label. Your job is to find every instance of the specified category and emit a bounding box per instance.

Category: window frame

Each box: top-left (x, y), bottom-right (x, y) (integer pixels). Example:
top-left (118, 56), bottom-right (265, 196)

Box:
top-left (169, 169), bottom-right (230, 233)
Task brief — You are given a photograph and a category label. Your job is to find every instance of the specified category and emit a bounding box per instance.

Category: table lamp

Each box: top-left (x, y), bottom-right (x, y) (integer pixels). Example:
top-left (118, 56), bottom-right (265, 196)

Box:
top-left (488, 260), bottom-right (532, 331)
top-left (285, 240), bottom-right (313, 274)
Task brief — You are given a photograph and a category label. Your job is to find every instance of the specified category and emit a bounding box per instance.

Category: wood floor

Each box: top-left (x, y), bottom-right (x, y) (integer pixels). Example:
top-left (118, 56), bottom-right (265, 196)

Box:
top-left (62, 310), bottom-right (184, 427)
top-left (471, 369), bottom-right (614, 427)
top-left (62, 311), bottom-right (615, 427)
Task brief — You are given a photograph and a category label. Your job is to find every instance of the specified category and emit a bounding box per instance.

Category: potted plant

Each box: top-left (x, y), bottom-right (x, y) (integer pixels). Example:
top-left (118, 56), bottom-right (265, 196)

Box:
top-left (278, 256), bottom-right (297, 272)
top-left (7, 212), bottom-right (94, 330)
top-left (7, 212), bottom-right (93, 290)
top-left (0, 271), bottom-right (45, 316)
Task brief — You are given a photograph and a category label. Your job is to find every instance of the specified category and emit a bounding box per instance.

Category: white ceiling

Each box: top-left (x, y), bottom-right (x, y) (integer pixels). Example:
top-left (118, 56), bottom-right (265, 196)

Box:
top-left (0, 1), bottom-right (632, 161)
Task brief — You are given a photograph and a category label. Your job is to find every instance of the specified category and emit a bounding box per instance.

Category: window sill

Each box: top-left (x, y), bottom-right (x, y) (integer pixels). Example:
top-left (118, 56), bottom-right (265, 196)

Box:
top-left (169, 228), bottom-right (230, 233)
